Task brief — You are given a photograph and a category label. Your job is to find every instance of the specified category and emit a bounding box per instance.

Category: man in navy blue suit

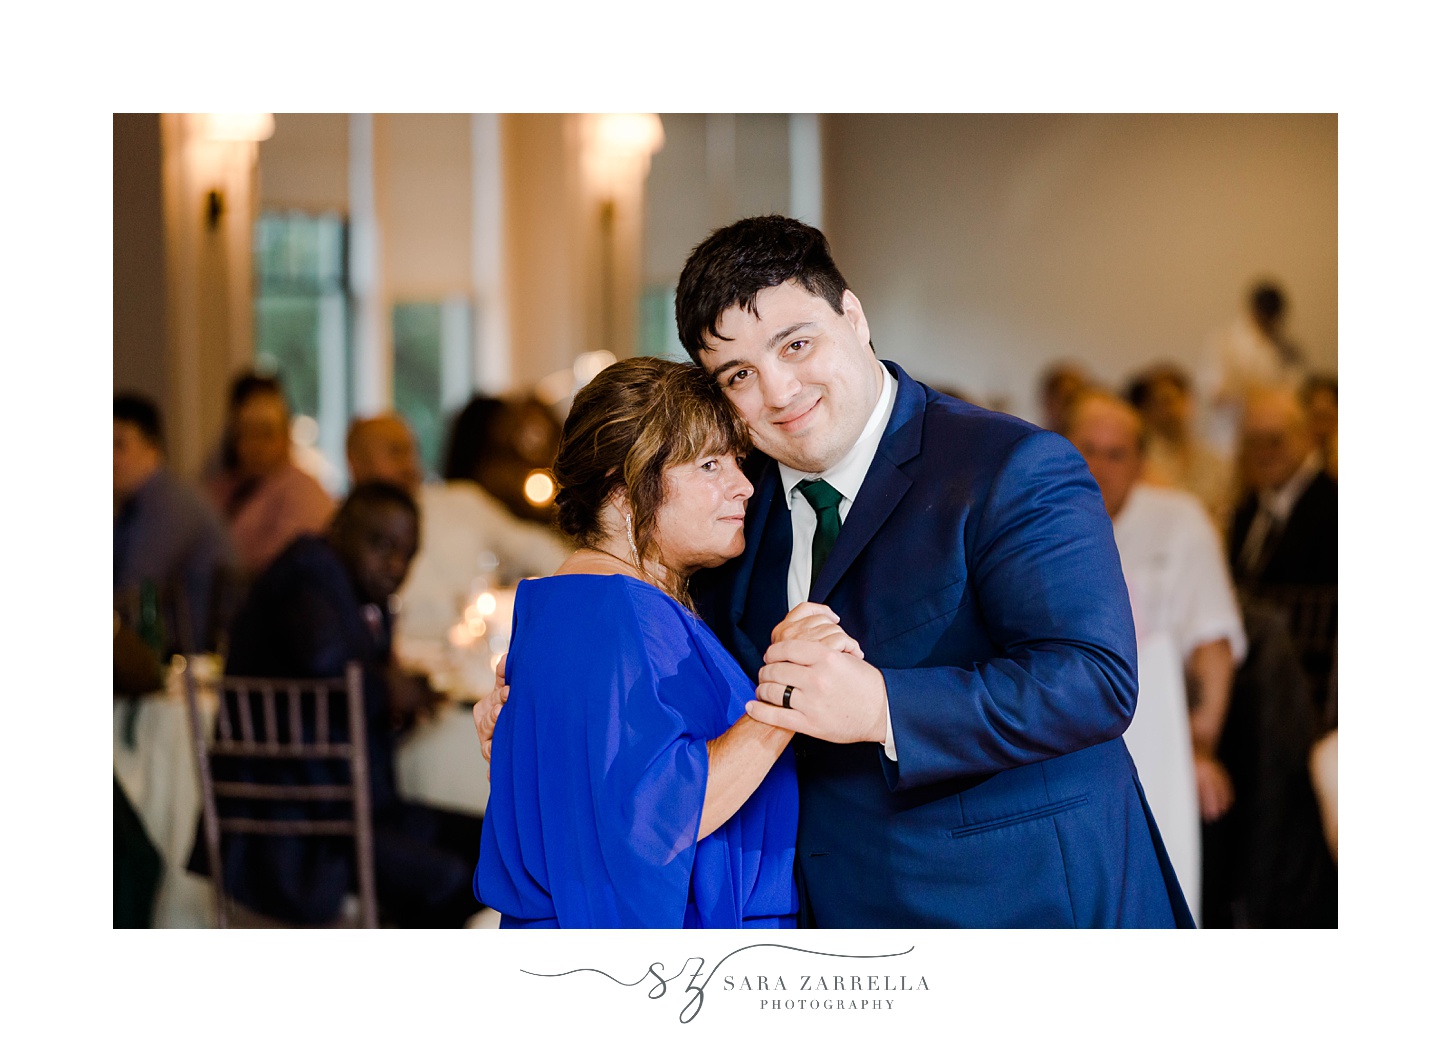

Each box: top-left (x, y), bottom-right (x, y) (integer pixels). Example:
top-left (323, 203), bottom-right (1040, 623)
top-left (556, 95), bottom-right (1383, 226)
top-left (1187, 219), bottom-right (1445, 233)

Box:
top-left (678, 216), bottom-right (1191, 927)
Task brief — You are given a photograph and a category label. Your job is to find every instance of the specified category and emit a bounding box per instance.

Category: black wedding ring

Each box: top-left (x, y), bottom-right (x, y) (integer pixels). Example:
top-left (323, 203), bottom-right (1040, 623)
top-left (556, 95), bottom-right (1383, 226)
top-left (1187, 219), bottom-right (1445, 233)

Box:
top-left (782, 685), bottom-right (794, 710)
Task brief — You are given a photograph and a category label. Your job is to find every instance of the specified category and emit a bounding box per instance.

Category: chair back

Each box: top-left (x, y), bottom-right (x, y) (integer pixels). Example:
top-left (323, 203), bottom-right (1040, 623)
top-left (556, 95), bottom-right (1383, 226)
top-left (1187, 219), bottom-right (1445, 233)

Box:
top-left (182, 662), bottom-right (378, 928)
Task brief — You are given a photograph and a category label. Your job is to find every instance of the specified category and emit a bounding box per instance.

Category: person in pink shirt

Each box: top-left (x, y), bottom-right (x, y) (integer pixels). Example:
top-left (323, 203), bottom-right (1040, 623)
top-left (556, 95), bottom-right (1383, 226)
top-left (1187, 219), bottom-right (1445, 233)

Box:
top-left (206, 374), bottom-right (335, 576)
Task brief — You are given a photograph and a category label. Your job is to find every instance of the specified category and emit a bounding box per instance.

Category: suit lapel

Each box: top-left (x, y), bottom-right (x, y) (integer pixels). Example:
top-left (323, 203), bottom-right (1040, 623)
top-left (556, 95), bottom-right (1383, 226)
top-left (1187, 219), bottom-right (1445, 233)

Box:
top-left (810, 362), bottom-right (927, 602)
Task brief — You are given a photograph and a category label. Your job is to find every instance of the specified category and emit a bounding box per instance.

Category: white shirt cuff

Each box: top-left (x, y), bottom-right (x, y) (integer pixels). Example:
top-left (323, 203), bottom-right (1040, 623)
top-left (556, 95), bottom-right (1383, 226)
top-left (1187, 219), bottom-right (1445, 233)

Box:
top-left (882, 695), bottom-right (897, 761)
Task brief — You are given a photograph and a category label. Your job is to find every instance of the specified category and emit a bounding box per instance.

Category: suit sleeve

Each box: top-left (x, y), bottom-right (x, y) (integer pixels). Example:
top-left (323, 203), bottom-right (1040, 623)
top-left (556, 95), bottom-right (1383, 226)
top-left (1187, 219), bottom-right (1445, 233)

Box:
top-left (879, 430), bottom-right (1139, 789)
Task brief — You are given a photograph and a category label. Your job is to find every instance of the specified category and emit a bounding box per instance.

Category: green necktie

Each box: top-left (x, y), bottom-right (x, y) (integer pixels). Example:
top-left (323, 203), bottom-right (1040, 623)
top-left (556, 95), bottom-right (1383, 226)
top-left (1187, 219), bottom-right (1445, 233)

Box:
top-left (796, 479), bottom-right (844, 584)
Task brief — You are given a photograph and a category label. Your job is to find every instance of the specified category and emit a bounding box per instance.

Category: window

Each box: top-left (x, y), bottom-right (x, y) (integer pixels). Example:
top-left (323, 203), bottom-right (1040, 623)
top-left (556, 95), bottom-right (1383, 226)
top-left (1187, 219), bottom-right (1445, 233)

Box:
top-left (638, 283), bottom-right (687, 360)
top-left (253, 212), bottom-right (350, 493)
top-left (392, 296), bottom-right (474, 479)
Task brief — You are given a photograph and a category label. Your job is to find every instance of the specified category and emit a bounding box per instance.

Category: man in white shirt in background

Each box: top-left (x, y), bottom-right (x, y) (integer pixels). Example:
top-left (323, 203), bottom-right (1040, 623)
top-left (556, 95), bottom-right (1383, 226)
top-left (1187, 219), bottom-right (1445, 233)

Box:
top-left (1200, 280), bottom-right (1308, 454)
top-left (1066, 390), bottom-right (1247, 924)
top-left (345, 414), bottom-right (570, 643)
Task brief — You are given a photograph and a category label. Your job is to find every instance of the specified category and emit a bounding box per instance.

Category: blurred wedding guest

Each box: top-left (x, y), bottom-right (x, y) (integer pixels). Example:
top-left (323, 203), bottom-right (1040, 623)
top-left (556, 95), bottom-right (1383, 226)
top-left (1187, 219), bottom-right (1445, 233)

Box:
top-left (443, 394), bottom-right (564, 526)
top-left (1229, 389), bottom-right (1338, 591)
top-left (205, 373), bottom-right (334, 576)
top-left (114, 393), bottom-right (237, 654)
top-left (1202, 280), bottom-right (1308, 452)
top-left (1066, 391), bottom-right (1246, 924)
top-left (195, 483), bottom-right (482, 927)
top-left (1037, 361), bottom-right (1090, 434)
top-left (1229, 388), bottom-right (1337, 722)
top-left (346, 413), bottom-right (569, 641)
top-left (1300, 373), bottom-right (1338, 479)
top-left (1126, 363), bottom-right (1233, 528)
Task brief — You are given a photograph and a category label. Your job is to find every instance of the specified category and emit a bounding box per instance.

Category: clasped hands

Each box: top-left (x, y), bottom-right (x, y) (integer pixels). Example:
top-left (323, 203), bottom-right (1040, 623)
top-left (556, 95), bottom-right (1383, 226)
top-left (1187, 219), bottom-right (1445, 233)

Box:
top-left (744, 602), bottom-right (889, 746)
top-left (473, 602), bottom-right (888, 768)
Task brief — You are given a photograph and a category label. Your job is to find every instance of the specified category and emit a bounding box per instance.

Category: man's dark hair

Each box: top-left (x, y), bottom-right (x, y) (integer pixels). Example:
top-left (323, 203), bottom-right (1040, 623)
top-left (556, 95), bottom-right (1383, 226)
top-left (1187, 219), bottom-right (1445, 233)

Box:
top-left (1249, 281), bottom-right (1286, 323)
top-left (441, 395), bottom-right (510, 481)
top-left (229, 371), bottom-right (286, 411)
top-left (331, 480), bottom-right (419, 537)
top-left (114, 392), bottom-right (164, 449)
top-left (1124, 363), bottom-right (1192, 411)
top-left (674, 215), bottom-right (850, 365)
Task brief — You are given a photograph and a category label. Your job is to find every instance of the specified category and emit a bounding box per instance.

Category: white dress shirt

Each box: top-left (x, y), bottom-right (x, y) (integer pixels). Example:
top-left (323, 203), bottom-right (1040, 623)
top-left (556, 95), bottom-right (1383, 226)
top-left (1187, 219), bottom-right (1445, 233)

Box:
top-left (777, 361), bottom-right (900, 756)
top-left (1113, 482), bottom-right (1247, 925)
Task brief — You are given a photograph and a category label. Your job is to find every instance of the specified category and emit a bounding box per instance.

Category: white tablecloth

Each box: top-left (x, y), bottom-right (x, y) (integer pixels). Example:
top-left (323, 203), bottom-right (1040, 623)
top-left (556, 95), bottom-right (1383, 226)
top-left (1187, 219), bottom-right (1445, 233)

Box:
top-left (114, 681), bottom-right (490, 928)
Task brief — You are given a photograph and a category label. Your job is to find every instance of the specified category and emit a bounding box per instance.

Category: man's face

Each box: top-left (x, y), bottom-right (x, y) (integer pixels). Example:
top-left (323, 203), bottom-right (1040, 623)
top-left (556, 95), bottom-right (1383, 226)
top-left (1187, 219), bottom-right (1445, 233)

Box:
top-left (1241, 396), bottom-right (1313, 493)
top-left (234, 392), bottom-right (292, 479)
top-left (698, 281), bottom-right (882, 474)
top-left (336, 503), bottom-right (419, 606)
top-left (114, 420), bottom-right (161, 500)
top-left (350, 417), bottom-right (423, 496)
top-left (1067, 398), bottom-right (1143, 519)
top-left (1305, 387), bottom-right (1337, 449)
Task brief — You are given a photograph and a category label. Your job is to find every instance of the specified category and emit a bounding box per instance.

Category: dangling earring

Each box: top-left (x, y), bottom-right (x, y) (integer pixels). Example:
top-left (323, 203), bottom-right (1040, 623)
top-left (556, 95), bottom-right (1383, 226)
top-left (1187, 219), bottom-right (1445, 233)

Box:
top-left (625, 512), bottom-right (643, 571)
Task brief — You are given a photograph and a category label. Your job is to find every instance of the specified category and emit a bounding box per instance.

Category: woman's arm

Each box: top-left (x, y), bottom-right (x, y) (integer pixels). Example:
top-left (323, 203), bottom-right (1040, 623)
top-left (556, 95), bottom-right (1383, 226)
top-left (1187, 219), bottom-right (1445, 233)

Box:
top-left (698, 714), bottom-right (794, 839)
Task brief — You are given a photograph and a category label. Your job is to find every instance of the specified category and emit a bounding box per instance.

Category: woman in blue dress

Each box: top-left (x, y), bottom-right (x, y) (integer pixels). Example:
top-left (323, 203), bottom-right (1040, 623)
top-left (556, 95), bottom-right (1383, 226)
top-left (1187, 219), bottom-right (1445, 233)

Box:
top-left (475, 358), bottom-right (850, 928)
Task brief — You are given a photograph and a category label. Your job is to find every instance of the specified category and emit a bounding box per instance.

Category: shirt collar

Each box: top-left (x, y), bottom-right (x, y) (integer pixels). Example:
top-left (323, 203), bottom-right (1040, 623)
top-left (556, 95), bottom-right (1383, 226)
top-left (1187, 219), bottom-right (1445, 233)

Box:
top-left (1259, 449), bottom-right (1323, 521)
top-left (778, 361), bottom-right (897, 506)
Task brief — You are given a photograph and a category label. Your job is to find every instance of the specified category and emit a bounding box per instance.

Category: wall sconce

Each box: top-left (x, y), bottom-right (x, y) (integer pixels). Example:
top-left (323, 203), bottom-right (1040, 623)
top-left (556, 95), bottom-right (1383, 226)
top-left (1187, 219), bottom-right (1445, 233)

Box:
top-left (582, 113), bottom-right (664, 201)
top-left (198, 113), bottom-right (275, 231)
top-left (581, 114), bottom-right (665, 351)
top-left (201, 113), bottom-right (276, 142)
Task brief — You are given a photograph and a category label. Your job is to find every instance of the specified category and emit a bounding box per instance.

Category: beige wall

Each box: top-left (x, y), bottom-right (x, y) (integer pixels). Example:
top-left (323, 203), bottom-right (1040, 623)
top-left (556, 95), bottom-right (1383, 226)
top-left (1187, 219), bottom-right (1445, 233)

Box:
top-left (384, 113), bottom-right (474, 298)
top-left (258, 113), bottom-right (349, 212)
top-left (501, 114), bottom-right (591, 389)
top-left (818, 114), bottom-right (1337, 420)
top-left (114, 114), bottom-right (168, 411)
top-left (643, 114), bottom-right (794, 286)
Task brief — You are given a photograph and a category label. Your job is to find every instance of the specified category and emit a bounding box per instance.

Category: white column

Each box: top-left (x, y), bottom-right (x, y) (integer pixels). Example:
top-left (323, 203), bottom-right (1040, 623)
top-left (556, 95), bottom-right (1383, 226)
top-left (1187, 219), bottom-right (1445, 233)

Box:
top-left (316, 287), bottom-right (349, 482)
top-left (349, 113), bottom-right (389, 413)
top-left (706, 113), bottom-right (737, 227)
top-left (789, 113), bottom-right (824, 228)
top-left (471, 113), bottom-right (511, 394)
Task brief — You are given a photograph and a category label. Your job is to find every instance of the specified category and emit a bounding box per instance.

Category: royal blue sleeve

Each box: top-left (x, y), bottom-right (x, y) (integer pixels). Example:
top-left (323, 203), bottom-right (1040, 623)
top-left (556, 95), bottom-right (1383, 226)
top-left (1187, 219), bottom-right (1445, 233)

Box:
top-left (475, 579), bottom-right (714, 927)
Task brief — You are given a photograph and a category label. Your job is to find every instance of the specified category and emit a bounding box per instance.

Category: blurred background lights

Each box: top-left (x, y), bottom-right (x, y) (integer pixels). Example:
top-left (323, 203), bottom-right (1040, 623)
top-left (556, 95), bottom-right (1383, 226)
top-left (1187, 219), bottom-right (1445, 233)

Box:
top-left (523, 470), bottom-right (556, 507)
top-left (201, 113), bottom-right (276, 142)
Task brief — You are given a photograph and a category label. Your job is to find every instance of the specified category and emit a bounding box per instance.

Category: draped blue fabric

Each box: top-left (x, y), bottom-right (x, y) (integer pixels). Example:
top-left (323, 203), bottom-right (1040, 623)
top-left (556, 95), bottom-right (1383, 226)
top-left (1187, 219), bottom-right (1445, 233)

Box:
top-left (475, 574), bottom-right (798, 928)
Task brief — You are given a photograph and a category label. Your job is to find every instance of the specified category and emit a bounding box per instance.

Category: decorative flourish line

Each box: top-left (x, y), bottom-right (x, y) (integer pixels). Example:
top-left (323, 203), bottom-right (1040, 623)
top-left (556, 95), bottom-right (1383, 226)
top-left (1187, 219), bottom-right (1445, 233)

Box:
top-left (521, 964), bottom-right (687, 987)
top-left (522, 943), bottom-right (915, 1024)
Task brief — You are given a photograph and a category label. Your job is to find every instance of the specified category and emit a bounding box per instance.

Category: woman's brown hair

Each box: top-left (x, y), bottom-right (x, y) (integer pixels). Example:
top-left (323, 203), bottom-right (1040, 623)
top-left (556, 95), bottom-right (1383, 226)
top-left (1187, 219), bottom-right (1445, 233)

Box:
top-left (553, 357), bottom-right (753, 603)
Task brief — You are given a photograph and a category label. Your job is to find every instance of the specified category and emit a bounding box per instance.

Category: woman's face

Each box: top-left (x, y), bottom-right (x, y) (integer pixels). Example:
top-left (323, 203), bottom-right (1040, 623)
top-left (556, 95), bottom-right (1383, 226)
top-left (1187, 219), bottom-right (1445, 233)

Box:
top-left (652, 451), bottom-right (753, 576)
top-left (234, 392), bottom-right (291, 478)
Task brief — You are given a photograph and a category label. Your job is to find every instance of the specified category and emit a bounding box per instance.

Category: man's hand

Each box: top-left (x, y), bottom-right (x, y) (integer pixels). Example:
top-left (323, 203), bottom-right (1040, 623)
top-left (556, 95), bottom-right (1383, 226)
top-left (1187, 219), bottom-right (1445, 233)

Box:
top-left (746, 639), bottom-right (887, 745)
top-left (473, 653), bottom-right (508, 770)
top-left (770, 602), bottom-right (864, 658)
top-left (1194, 752), bottom-right (1235, 822)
